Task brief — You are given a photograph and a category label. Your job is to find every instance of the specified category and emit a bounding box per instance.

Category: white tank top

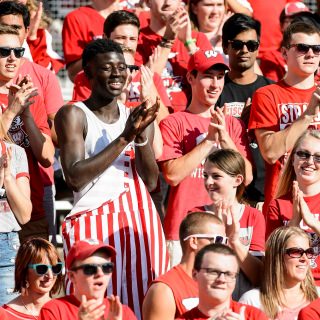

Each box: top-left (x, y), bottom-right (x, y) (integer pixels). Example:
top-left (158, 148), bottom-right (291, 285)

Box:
top-left (69, 101), bottom-right (134, 216)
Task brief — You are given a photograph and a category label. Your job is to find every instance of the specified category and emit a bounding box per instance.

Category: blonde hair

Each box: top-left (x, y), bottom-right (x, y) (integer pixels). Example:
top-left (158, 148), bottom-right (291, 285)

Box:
top-left (260, 227), bottom-right (318, 319)
top-left (276, 130), bottom-right (320, 198)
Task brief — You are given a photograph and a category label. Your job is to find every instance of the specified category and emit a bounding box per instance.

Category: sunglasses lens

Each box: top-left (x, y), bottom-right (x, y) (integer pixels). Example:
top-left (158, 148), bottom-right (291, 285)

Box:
top-left (305, 248), bottom-right (315, 258)
top-left (52, 263), bottom-right (63, 275)
top-left (83, 265), bottom-right (98, 275)
top-left (246, 41), bottom-right (259, 52)
top-left (102, 263), bottom-right (114, 274)
top-left (231, 40), bottom-right (243, 51)
top-left (14, 48), bottom-right (25, 58)
top-left (35, 264), bottom-right (49, 275)
top-left (0, 48), bottom-right (10, 57)
top-left (313, 45), bottom-right (320, 55)
top-left (297, 44), bottom-right (310, 54)
top-left (215, 236), bottom-right (223, 244)
top-left (287, 248), bottom-right (303, 258)
top-left (296, 151), bottom-right (309, 159)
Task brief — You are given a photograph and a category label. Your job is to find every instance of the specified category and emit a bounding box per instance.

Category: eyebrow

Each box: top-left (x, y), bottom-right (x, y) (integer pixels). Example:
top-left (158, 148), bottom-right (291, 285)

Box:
top-left (2, 23), bottom-right (23, 30)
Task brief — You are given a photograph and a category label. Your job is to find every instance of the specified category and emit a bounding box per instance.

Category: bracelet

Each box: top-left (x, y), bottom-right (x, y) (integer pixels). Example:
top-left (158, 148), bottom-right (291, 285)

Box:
top-left (184, 38), bottom-right (196, 47)
top-left (159, 41), bottom-right (173, 49)
top-left (134, 137), bottom-right (148, 147)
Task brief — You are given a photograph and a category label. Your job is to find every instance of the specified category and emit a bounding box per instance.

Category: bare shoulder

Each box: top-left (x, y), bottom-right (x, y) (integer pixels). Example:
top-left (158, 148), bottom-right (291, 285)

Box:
top-left (55, 103), bottom-right (86, 122)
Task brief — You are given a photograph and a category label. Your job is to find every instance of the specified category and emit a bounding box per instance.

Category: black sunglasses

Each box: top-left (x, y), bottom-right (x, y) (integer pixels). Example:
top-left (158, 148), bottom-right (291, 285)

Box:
top-left (127, 65), bottom-right (140, 72)
top-left (287, 43), bottom-right (320, 55)
top-left (295, 150), bottom-right (320, 163)
top-left (28, 262), bottom-right (63, 276)
top-left (71, 262), bottom-right (114, 275)
top-left (285, 247), bottom-right (316, 259)
top-left (0, 46), bottom-right (25, 58)
top-left (228, 40), bottom-right (260, 52)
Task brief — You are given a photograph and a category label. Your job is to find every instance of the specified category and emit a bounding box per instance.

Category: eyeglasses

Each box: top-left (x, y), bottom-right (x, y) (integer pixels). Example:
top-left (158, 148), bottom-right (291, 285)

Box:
top-left (183, 234), bottom-right (228, 245)
top-left (0, 47), bottom-right (25, 58)
top-left (71, 262), bottom-right (114, 275)
top-left (287, 43), bottom-right (320, 55)
top-left (28, 262), bottom-right (63, 276)
top-left (199, 268), bottom-right (238, 282)
top-left (285, 247), bottom-right (316, 259)
top-left (228, 40), bottom-right (260, 52)
top-left (127, 65), bottom-right (140, 72)
top-left (295, 150), bottom-right (320, 163)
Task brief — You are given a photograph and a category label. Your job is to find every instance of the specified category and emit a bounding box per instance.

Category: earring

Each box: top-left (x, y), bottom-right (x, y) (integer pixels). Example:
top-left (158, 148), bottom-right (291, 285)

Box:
top-left (25, 280), bottom-right (29, 289)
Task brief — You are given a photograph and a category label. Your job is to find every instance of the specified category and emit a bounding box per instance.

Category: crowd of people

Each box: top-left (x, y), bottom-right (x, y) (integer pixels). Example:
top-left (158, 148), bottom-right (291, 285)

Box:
top-left (1, 0), bottom-right (320, 319)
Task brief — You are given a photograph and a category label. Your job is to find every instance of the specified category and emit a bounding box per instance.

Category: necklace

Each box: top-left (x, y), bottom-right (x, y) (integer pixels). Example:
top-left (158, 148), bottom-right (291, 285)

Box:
top-left (20, 295), bottom-right (39, 320)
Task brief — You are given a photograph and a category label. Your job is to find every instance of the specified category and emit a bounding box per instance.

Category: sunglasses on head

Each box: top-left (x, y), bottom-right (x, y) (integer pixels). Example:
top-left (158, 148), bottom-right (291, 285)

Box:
top-left (228, 40), bottom-right (260, 52)
top-left (295, 150), bottom-right (320, 163)
top-left (285, 247), bottom-right (316, 259)
top-left (28, 262), bottom-right (63, 276)
top-left (287, 43), bottom-right (320, 55)
top-left (71, 262), bottom-right (114, 275)
top-left (0, 47), bottom-right (25, 58)
top-left (183, 233), bottom-right (228, 245)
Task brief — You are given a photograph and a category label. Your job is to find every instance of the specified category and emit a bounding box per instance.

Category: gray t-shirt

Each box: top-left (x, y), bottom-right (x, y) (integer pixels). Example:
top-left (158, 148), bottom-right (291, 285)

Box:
top-left (0, 142), bottom-right (29, 232)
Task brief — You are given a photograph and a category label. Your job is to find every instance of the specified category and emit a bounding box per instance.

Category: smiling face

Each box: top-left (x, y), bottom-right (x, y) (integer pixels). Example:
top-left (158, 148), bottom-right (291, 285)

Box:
top-left (0, 33), bottom-right (21, 82)
top-left (283, 32), bottom-right (320, 77)
top-left (284, 234), bottom-right (311, 287)
top-left (192, 0), bottom-right (225, 32)
top-left (70, 252), bottom-right (112, 301)
top-left (109, 24), bottom-right (139, 54)
top-left (293, 135), bottom-right (320, 187)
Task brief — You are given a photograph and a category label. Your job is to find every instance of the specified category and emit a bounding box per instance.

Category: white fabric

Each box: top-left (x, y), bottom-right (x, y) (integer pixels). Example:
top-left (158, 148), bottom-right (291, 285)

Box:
top-left (239, 288), bottom-right (262, 310)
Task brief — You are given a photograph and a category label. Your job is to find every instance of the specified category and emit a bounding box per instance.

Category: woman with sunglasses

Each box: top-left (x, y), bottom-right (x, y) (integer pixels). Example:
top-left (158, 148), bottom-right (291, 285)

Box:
top-left (266, 129), bottom-right (320, 284)
top-left (240, 226), bottom-right (318, 319)
top-left (2, 238), bottom-right (63, 319)
top-left (193, 148), bottom-right (265, 299)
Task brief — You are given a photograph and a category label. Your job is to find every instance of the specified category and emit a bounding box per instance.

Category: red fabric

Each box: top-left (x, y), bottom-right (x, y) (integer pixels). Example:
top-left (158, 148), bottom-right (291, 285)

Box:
top-left (3, 305), bottom-right (35, 320)
top-left (27, 28), bottom-right (64, 73)
top-left (194, 205), bottom-right (265, 252)
top-left (39, 295), bottom-right (136, 320)
top-left (71, 70), bottom-right (171, 109)
top-left (298, 298), bottom-right (320, 320)
top-left (62, 6), bottom-right (105, 65)
top-left (159, 111), bottom-right (251, 240)
top-left (177, 300), bottom-right (268, 319)
top-left (266, 192), bottom-right (320, 285)
top-left (0, 94), bottom-right (50, 221)
top-left (138, 10), bottom-right (150, 29)
top-left (152, 264), bottom-right (198, 318)
top-left (136, 28), bottom-right (212, 112)
top-left (260, 49), bottom-right (287, 82)
top-left (248, 80), bottom-right (318, 214)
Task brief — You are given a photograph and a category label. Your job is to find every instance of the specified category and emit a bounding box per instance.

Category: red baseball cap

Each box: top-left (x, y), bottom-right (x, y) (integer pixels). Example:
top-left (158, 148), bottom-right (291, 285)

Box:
top-left (66, 239), bottom-right (116, 270)
top-left (284, 2), bottom-right (309, 16)
top-left (188, 49), bottom-right (229, 73)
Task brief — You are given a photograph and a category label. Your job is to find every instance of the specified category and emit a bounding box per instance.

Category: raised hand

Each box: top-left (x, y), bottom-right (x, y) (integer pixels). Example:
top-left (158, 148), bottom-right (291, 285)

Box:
top-left (304, 85), bottom-right (320, 119)
top-left (78, 295), bottom-right (105, 320)
top-left (140, 65), bottom-right (156, 105)
top-left (290, 181), bottom-right (302, 227)
top-left (106, 295), bottom-right (122, 320)
top-left (28, 1), bottom-right (43, 40)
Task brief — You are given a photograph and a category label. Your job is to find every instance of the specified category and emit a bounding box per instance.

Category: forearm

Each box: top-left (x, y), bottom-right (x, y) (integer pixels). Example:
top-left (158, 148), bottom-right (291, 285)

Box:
top-left (227, 0), bottom-right (252, 15)
top-left (1, 110), bottom-right (16, 133)
top-left (67, 59), bottom-right (82, 83)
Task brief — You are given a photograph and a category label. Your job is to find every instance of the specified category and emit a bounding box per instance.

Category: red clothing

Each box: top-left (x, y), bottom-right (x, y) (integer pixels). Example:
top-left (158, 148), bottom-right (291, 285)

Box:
top-left (248, 80), bottom-right (318, 214)
top-left (176, 300), bottom-right (268, 319)
top-left (260, 49), bottom-right (287, 82)
top-left (0, 94), bottom-right (51, 221)
top-left (2, 305), bottom-right (35, 320)
top-left (72, 70), bottom-right (171, 109)
top-left (266, 192), bottom-right (320, 284)
top-left (298, 298), bottom-right (320, 320)
top-left (195, 205), bottom-right (265, 253)
top-left (136, 28), bottom-right (212, 112)
top-left (62, 6), bottom-right (104, 65)
top-left (159, 111), bottom-right (251, 240)
top-left (39, 295), bottom-right (137, 320)
top-left (152, 264), bottom-right (198, 318)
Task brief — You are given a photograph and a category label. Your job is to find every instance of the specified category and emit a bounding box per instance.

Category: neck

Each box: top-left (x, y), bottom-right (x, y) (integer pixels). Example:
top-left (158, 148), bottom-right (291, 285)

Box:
top-left (296, 180), bottom-right (320, 197)
top-left (188, 101), bottom-right (213, 117)
top-left (208, 198), bottom-right (240, 212)
top-left (283, 72), bottom-right (315, 89)
top-left (0, 80), bottom-right (11, 94)
top-left (180, 253), bottom-right (196, 277)
top-left (20, 292), bottom-right (51, 313)
top-left (197, 297), bottom-right (231, 317)
top-left (227, 69), bottom-right (257, 85)
top-left (149, 16), bottom-right (166, 36)
top-left (91, 1), bottom-right (119, 18)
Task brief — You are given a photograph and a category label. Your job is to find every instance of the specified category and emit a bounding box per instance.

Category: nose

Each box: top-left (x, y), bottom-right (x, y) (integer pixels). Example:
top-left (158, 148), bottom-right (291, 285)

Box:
top-left (8, 49), bottom-right (16, 61)
top-left (95, 266), bottom-right (105, 277)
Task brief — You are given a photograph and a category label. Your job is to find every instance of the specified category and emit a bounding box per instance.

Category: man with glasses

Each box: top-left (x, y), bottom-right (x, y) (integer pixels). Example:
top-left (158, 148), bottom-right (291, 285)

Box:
top-left (249, 21), bottom-right (320, 216)
top-left (177, 243), bottom-right (267, 319)
top-left (143, 212), bottom-right (227, 320)
top-left (39, 239), bottom-right (137, 319)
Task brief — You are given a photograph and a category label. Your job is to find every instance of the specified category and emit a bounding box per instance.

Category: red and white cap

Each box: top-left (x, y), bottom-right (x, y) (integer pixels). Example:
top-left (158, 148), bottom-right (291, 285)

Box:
top-left (284, 2), bottom-right (310, 16)
top-left (188, 49), bottom-right (229, 73)
top-left (66, 239), bottom-right (116, 269)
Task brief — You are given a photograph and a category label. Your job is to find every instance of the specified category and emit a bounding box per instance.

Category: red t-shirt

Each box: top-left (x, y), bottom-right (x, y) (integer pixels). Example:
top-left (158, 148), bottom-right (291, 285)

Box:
top-left (260, 49), bottom-right (286, 82)
top-left (0, 94), bottom-right (51, 220)
top-left (298, 298), bottom-right (320, 320)
top-left (3, 305), bottom-right (34, 320)
top-left (248, 80), bottom-right (319, 214)
top-left (62, 6), bottom-right (105, 65)
top-left (136, 28), bottom-right (212, 112)
top-left (159, 111), bottom-right (251, 240)
top-left (194, 205), bottom-right (265, 253)
top-left (39, 295), bottom-right (137, 320)
top-left (71, 70), bottom-right (172, 109)
top-left (151, 264), bottom-right (198, 318)
top-left (176, 300), bottom-right (268, 319)
top-left (266, 192), bottom-right (320, 284)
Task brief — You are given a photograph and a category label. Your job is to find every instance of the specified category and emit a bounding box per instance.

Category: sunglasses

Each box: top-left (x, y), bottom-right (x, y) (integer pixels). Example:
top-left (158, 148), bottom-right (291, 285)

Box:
top-left (183, 233), bottom-right (228, 245)
top-left (0, 46), bottom-right (25, 58)
top-left (228, 40), bottom-right (260, 52)
top-left (71, 262), bottom-right (114, 275)
top-left (287, 43), bottom-right (320, 55)
top-left (295, 150), bottom-right (320, 163)
top-left (127, 65), bottom-right (140, 72)
top-left (285, 247), bottom-right (316, 259)
top-left (28, 262), bottom-right (63, 276)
